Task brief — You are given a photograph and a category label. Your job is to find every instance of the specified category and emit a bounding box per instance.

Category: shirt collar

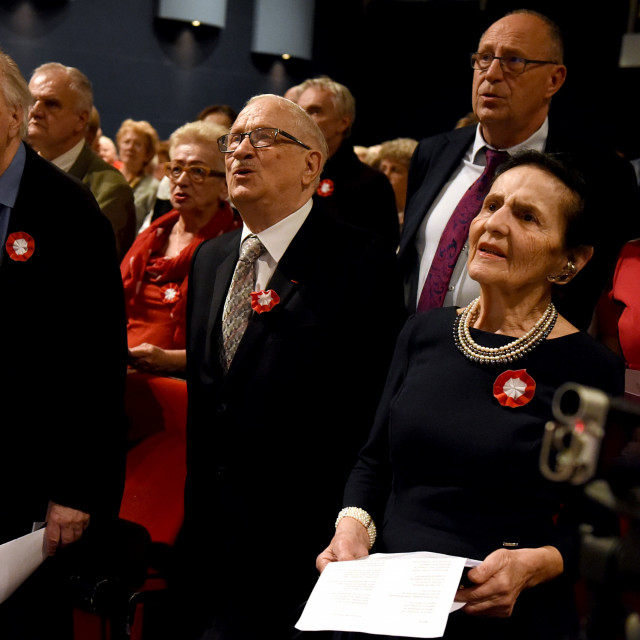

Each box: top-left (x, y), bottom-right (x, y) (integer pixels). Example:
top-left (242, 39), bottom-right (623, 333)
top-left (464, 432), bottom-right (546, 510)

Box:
top-left (471, 118), bottom-right (548, 164)
top-left (0, 142), bottom-right (26, 208)
top-left (50, 138), bottom-right (85, 172)
top-left (240, 198), bottom-right (313, 263)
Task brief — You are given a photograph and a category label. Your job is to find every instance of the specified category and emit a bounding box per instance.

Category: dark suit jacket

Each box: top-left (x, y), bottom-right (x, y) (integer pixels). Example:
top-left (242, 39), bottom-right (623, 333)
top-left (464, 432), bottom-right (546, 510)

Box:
top-left (68, 143), bottom-right (136, 262)
top-left (0, 146), bottom-right (128, 544)
top-left (313, 141), bottom-right (400, 249)
top-left (399, 123), bottom-right (640, 329)
top-left (181, 208), bottom-right (406, 636)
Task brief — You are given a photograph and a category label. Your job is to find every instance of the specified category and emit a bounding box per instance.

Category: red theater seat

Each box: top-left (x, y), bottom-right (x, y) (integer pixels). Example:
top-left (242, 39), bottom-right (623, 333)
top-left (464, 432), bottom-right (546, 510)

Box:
top-left (73, 372), bottom-right (188, 639)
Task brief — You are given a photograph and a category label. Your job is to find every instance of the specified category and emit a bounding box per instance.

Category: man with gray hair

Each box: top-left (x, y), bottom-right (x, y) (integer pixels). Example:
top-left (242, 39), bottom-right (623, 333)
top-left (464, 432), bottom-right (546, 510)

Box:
top-left (28, 62), bottom-right (136, 260)
top-left (296, 76), bottom-right (400, 248)
top-left (0, 49), bottom-right (127, 637)
top-left (178, 93), bottom-right (404, 639)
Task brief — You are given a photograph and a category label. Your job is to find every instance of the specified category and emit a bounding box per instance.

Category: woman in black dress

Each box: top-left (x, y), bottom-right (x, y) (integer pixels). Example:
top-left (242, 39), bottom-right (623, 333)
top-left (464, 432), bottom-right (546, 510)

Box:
top-left (316, 151), bottom-right (624, 639)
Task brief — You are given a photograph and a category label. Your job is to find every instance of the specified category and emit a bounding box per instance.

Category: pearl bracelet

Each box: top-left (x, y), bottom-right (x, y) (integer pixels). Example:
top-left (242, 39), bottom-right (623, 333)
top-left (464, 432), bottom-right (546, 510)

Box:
top-left (335, 506), bottom-right (377, 550)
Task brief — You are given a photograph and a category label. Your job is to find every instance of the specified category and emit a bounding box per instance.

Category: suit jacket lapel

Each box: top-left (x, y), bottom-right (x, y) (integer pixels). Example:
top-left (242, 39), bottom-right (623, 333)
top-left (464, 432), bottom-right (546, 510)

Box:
top-left (399, 127), bottom-right (475, 260)
top-left (223, 211), bottom-right (321, 380)
top-left (204, 249), bottom-right (237, 371)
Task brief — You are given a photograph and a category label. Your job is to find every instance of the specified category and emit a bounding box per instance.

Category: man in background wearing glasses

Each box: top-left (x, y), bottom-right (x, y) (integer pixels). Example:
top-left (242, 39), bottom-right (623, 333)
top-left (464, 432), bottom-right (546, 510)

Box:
top-left (176, 94), bottom-right (405, 639)
top-left (399, 9), bottom-right (640, 330)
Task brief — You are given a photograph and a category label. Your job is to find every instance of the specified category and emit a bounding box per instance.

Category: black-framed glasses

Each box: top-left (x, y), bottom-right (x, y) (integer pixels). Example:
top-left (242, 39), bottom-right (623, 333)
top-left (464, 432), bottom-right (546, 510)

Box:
top-left (217, 127), bottom-right (311, 153)
top-left (470, 52), bottom-right (558, 75)
top-left (165, 162), bottom-right (225, 183)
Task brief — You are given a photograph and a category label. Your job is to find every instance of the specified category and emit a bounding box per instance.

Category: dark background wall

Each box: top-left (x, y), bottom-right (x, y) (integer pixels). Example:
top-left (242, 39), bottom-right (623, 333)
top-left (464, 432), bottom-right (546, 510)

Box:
top-left (1, 0), bottom-right (638, 155)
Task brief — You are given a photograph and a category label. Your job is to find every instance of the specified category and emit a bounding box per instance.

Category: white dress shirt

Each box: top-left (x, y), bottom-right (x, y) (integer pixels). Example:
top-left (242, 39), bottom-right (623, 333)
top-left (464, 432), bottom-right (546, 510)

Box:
top-left (49, 139), bottom-right (85, 173)
top-left (239, 198), bottom-right (313, 291)
top-left (415, 120), bottom-right (548, 309)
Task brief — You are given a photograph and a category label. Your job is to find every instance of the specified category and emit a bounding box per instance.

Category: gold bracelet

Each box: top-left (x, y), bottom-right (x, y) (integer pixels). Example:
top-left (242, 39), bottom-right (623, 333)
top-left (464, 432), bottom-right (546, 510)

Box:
top-left (335, 506), bottom-right (377, 550)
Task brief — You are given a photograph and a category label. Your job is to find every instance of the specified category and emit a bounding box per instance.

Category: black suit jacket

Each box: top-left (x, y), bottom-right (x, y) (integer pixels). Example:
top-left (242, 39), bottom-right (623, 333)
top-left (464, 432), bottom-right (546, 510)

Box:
top-left (182, 208), bottom-right (406, 635)
top-left (0, 146), bottom-right (128, 544)
top-left (399, 123), bottom-right (640, 329)
top-left (313, 141), bottom-right (400, 248)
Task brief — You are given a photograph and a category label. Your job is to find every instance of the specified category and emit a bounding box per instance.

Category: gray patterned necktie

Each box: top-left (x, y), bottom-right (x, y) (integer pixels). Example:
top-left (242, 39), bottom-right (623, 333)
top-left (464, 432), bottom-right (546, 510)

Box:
top-left (220, 235), bottom-right (266, 372)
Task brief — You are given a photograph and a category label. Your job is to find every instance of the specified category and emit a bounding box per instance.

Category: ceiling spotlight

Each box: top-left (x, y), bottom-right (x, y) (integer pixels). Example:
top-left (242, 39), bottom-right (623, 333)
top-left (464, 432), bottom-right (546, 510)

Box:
top-left (192, 20), bottom-right (201, 27)
top-left (282, 53), bottom-right (291, 60)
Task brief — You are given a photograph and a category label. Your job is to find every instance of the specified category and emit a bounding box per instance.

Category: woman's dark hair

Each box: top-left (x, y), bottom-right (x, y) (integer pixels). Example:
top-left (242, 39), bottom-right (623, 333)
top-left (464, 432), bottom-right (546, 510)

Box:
top-left (494, 149), bottom-right (593, 251)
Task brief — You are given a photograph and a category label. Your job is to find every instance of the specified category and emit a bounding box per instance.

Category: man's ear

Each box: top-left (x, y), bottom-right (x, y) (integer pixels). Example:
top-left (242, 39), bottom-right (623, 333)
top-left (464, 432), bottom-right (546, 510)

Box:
top-left (75, 110), bottom-right (90, 135)
top-left (8, 105), bottom-right (22, 139)
top-left (545, 64), bottom-right (567, 99)
top-left (336, 115), bottom-right (351, 138)
top-left (301, 150), bottom-right (323, 188)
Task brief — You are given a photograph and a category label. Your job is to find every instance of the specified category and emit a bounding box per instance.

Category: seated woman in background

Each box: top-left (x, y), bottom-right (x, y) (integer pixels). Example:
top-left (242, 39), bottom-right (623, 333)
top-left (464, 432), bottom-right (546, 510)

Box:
top-left (121, 121), bottom-right (240, 375)
top-left (116, 118), bottom-right (160, 231)
top-left (317, 151), bottom-right (624, 640)
top-left (596, 239), bottom-right (640, 371)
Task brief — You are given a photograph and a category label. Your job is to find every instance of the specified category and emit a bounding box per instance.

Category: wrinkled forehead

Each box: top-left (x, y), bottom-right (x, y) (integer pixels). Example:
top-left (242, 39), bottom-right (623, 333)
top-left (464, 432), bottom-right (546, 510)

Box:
top-left (479, 14), bottom-right (551, 56)
top-left (30, 69), bottom-right (64, 93)
top-left (233, 97), bottom-right (298, 134)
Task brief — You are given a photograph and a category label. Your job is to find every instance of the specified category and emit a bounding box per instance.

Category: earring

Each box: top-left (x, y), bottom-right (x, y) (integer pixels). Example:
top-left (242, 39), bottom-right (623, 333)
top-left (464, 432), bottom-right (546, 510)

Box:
top-left (547, 261), bottom-right (576, 283)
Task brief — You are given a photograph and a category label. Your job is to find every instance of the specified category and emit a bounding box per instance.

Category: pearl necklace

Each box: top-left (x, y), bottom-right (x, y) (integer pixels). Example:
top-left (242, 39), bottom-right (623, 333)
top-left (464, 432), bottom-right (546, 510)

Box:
top-left (453, 297), bottom-right (558, 365)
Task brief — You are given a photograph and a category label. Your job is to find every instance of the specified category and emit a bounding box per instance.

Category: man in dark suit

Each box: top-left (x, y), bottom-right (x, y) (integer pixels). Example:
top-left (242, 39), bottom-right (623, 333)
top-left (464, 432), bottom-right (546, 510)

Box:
top-left (401, 9), bottom-right (640, 330)
top-left (0, 49), bottom-right (127, 637)
top-left (179, 94), bottom-right (405, 639)
top-left (27, 62), bottom-right (136, 261)
top-left (296, 76), bottom-right (400, 249)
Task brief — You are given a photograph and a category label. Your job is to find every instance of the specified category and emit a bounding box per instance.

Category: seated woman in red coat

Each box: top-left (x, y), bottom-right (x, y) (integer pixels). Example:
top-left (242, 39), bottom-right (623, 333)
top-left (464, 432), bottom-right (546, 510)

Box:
top-left (121, 120), bottom-right (240, 374)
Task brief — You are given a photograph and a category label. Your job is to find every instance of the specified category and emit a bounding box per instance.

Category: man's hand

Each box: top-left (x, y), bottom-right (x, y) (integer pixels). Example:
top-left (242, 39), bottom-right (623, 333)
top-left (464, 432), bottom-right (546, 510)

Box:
top-left (44, 501), bottom-right (90, 556)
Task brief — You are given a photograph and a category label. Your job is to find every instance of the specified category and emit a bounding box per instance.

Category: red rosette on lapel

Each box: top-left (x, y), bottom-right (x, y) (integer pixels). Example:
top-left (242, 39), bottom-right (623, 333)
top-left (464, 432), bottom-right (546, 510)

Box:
top-left (317, 179), bottom-right (334, 198)
top-left (6, 231), bottom-right (35, 262)
top-left (493, 369), bottom-right (536, 408)
top-left (251, 289), bottom-right (280, 314)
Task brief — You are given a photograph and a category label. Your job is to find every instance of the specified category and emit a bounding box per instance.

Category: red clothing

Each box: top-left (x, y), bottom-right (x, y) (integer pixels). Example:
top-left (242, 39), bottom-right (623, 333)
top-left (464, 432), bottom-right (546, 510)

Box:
top-left (598, 239), bottom-right (640, 369)
top-left (121, 205), bottom-right (241, 350)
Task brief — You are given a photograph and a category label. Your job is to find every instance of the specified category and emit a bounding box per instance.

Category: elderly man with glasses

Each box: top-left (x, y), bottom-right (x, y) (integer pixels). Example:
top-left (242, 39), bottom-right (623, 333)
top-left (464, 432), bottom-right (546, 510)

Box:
top-left (174, 94), bottom-right (405, 640)
top-left (400, 9), bottom-right (640, 331)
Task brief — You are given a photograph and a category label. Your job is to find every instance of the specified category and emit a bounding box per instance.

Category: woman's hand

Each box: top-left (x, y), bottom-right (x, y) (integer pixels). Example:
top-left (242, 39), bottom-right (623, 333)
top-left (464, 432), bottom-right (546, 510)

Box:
top-left (316, 517), bottom-right (371, 574)
top-left (455, 546), bottom-right (563, 617)
top-left (128, 344), bottom-right (186, 373)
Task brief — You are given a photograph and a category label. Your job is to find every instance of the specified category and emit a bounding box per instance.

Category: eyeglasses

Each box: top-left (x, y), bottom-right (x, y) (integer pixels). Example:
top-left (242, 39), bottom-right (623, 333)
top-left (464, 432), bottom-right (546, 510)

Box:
top-left (217, 127), bottom-right (311, 153)
top-left (470, 52), bottom-right (558, 75)
top-left (165, 162), bottom-right (225, 183)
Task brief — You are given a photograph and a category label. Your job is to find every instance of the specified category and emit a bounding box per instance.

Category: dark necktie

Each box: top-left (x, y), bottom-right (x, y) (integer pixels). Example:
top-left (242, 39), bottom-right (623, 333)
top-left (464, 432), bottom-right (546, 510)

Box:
top-left (220, 235), bottom-right (266, 372)
top-left (417, 148), bottom-right (509, 312)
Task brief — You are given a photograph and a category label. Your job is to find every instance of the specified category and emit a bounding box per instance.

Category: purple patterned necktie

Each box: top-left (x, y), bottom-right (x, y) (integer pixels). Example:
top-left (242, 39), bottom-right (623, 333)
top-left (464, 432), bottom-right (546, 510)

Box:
top-left (417, 148), bottom-right (509, 312)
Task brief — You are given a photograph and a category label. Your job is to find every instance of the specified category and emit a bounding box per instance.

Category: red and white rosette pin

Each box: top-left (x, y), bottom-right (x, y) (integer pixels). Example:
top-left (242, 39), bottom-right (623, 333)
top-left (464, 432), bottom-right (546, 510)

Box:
top-left (317, 179), bottom-right (334, 198)
top-left (493, 369), bottom-right (536, 408)
top-left (6, 231), bottom-right (35, 262)
top-left (161, 283), bottom-right (181, 304)
top-left (251, 289), bottom-right (280, 314)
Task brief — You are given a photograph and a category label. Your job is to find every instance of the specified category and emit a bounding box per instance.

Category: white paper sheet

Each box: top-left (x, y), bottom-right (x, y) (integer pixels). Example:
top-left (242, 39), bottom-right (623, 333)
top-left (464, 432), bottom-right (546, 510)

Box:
top-left (0, 529), bottom-right (47, 604)
top-left (296, 551), bottom-right (478, 638)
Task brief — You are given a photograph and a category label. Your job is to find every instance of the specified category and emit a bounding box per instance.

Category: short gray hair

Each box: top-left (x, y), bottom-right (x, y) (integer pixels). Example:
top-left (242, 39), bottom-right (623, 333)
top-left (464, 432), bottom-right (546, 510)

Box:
top-left (31, 62), bottom-right (93, 115)
top-left (298, 76), bottom-right (356, 137)
top-left (0, 48), bottom-right (33, 139)
top-left (244, 93), bottom-right (329, 166)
